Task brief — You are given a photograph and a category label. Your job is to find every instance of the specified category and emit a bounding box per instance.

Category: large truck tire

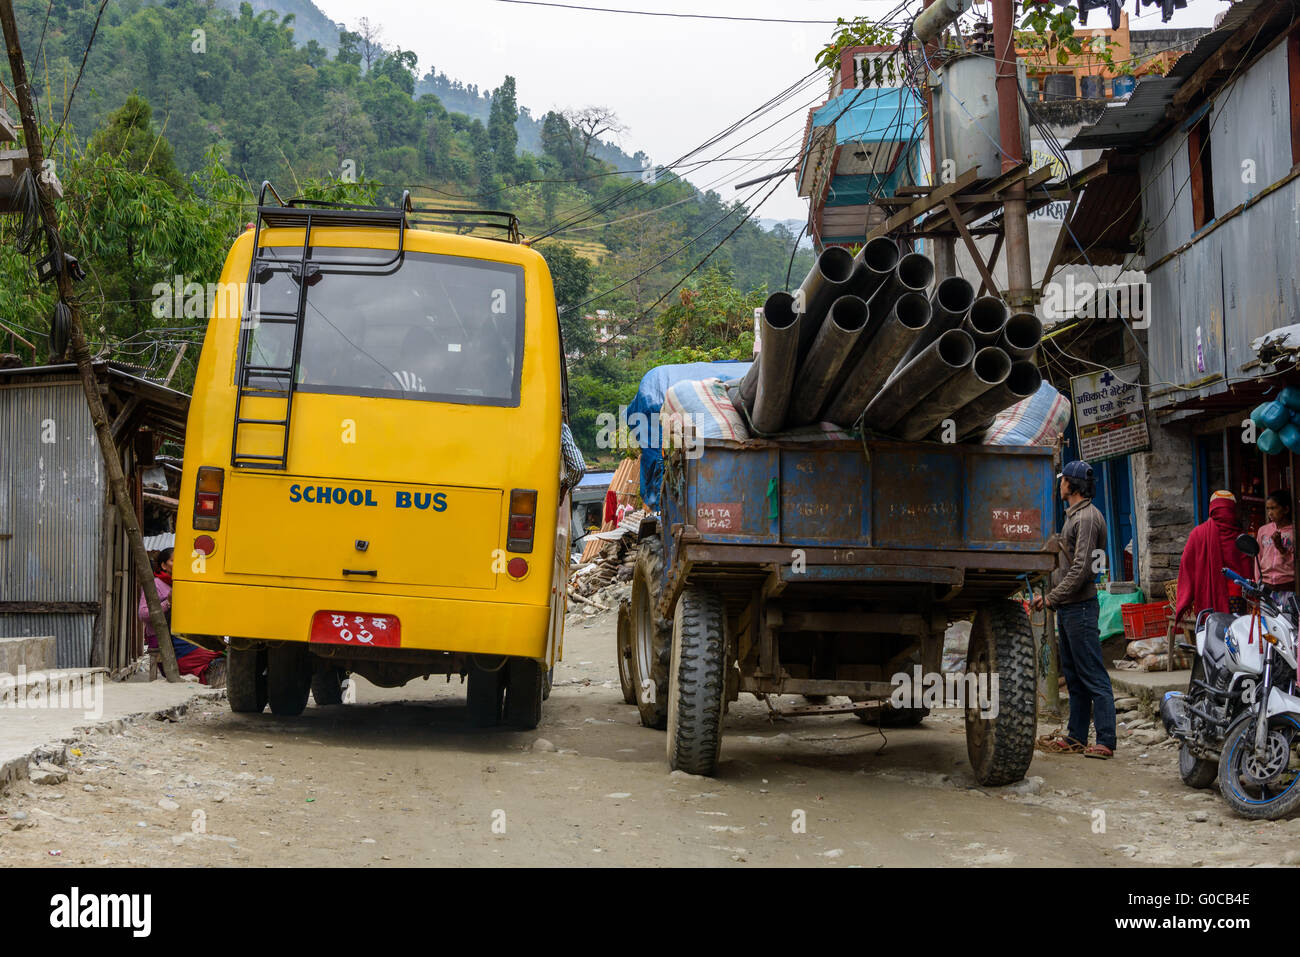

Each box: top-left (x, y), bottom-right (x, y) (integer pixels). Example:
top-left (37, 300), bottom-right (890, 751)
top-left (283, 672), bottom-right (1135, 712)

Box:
top-left (630, 537), bottom-right (671, 729)
top-left (617, 599), bottom-right (637, 705)
top-left (227, 645), bottom-right (267, 714)
top-left (666, 584), bottom-right (729, 776)
top-left (266, 643), bottom-right (311, 717)
top-left (504, 658), bottom-right (545, 730)
top-left (965, 599), bottom-right (1036, 786)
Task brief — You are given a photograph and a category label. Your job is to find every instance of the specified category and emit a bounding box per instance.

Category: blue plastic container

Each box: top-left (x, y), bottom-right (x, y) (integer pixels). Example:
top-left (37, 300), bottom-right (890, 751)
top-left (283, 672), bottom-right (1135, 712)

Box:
top-left (1280, 423), bottom-right (1300, 454)
top-left (1280, 386), bottom-right (1300, 411)
top-left (1259, 429), bottom-right (1284, 455)
top-left (1251, 402), bottom-right (1272, 426)
top-left (1261, 401), bottom-right (1291, 431)
top-left (1111, 75), bottom-right (1136, 97)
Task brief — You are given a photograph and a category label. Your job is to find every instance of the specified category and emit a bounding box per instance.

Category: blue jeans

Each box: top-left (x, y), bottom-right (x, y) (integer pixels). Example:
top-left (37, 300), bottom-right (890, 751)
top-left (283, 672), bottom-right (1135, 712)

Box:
top-left (1056, 597), bottom-right (1116, 750)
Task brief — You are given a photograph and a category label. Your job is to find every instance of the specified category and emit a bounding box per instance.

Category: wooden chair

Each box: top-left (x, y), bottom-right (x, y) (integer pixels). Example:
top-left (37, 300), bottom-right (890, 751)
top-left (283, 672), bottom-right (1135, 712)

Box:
top-left (1163, 579), bottom-right (1192, 671)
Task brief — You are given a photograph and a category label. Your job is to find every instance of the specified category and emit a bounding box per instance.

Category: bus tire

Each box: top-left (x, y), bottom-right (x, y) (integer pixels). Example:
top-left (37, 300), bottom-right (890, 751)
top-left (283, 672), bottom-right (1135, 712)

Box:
top-left (505, 658), bottom-right (544, 730)
top-left (630, 537), bottom-right (670, 729)
top-left (467, 663), bottom-right (504, 728)
top-left (266, 643), bottom-right (311, 717)
top-left (617, 599), bottom-right (637, 705)
top-left (666, 584), bottom-right (728, 776)
top-left (311, 667), bottom-right (345, 706)
top-left (965, 600), bottom-right (1036, 786)
top-left (227, 646), bottom-right (267, 714)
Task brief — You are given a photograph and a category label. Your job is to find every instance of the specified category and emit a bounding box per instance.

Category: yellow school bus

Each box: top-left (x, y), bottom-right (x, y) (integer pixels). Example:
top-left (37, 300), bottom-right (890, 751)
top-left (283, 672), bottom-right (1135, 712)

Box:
top-left (172, 185), bottom-right (576, 728)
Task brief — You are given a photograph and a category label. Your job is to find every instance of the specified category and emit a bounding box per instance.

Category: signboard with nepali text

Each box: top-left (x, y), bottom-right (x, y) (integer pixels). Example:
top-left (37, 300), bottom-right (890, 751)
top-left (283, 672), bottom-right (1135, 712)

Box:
top-left (1069, 363), bottom-right (1151, 463)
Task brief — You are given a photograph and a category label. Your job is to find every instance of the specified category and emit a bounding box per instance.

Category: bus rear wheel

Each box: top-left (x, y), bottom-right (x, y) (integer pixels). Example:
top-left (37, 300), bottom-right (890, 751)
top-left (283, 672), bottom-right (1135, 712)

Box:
top-left (467, 662), bottom-right (505, 727)
top-left (504, 658), bottom-right (544, 730)
top-left (227, 646), bottom-right (267, 714)
top-left (267, 644), bottom-right (311, 716)
top-left (311, 666), bottom-right (346, 706)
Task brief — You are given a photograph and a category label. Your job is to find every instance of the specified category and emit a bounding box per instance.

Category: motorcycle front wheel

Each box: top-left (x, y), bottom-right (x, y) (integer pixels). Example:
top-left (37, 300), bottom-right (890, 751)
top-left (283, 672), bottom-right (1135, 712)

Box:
top-left (1217, 713), bottom-right (1300, 820)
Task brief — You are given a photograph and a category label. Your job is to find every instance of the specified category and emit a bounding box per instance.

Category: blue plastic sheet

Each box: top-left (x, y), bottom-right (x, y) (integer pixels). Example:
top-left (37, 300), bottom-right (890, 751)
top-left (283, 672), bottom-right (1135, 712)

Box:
top-left (628, 361), bottom-right (752, 510)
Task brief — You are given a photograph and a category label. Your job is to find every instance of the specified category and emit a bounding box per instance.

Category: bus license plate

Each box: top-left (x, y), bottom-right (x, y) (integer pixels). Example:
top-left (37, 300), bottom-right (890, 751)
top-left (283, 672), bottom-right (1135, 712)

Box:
top-left (310, 612), bottom-right (401, 647)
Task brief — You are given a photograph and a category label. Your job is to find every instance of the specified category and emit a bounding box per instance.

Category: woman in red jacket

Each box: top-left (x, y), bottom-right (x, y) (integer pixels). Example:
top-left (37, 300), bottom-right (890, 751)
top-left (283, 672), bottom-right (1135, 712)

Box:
top-left (139, 548), bottom-right (225, 685)
top-left (1175, 491), bottom-right (1253, 624)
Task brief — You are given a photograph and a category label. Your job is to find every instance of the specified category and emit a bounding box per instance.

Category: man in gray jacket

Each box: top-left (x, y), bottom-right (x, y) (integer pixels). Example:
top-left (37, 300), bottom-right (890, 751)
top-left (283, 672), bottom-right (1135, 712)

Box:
top-left (1032, 459), bottom-right (1115, 758)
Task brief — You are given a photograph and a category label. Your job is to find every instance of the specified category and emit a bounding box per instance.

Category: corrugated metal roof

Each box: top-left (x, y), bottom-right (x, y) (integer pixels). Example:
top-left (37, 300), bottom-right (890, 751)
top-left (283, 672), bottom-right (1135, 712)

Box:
top-left (1064, 78), bottom-right (1180, 150)
top-left (1065, 0), bottom-right (1287, 151)
top-left (1060, 152), bottom-right (1143, 266)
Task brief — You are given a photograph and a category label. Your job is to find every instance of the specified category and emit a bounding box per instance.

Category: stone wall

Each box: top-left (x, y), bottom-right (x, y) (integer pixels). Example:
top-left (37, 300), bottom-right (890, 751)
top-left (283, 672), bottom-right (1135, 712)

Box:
top-left (1131, 416), bottom-right (1196, 597)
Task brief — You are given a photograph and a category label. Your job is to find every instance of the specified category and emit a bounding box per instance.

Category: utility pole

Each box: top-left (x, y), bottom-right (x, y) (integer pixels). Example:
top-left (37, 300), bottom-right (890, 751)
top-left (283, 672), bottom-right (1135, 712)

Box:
top-left (919, 0), bottom-right (960, 279)
top-left (992, 0), bottom-right (1033, 309)
top-left (0, 0), bottom-right (181, 681)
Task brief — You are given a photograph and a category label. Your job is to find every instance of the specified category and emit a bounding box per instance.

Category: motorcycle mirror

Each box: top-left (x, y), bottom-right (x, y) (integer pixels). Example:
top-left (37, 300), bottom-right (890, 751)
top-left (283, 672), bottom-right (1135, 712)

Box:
top-left (1236, 533), bottom-right (1260, 557)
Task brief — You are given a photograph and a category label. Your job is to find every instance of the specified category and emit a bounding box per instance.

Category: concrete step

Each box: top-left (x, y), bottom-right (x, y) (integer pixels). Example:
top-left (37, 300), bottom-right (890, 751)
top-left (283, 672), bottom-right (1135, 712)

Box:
top-left (0, 634), bottom-right (56, 674)
top-left (0, 667), bottom-right (108, 704)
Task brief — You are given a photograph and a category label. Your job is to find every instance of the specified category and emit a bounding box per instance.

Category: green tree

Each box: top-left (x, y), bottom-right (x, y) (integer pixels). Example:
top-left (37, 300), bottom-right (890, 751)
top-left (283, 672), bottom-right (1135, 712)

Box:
top-left (488, 76), bottom-right (519, 177)
top-left (541, 243), bottom-right (594, 355)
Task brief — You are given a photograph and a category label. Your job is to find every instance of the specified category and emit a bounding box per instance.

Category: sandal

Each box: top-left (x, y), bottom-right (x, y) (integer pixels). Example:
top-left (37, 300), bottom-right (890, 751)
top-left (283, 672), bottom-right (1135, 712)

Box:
top-left (1036, 734), bottom-right (1084, 754)
top-left (1084, 744), bottom-right (1114, 759)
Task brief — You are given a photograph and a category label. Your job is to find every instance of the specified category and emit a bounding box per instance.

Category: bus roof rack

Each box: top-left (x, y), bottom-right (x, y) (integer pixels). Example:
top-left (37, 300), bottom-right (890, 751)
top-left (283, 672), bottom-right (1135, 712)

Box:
top-left (254, 182), bottom-right (523, 243)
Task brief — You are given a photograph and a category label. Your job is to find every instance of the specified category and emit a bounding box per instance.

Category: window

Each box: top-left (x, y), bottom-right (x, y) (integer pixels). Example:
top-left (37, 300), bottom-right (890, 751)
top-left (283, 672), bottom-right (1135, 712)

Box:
top-left (245, 249), bottom-right (525, 407)
top-left (1187, 112), bottom-right (1215, 231)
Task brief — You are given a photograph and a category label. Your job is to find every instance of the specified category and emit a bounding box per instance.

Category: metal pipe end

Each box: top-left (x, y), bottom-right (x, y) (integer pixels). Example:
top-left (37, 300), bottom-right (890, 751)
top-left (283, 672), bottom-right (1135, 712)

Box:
top-left (1003, 312), bottom-right (1043, 353)
top-left (935, 277), bottom-right (976, 315)
top-left (1006, 360), bottom-right (1043, 400)
top-left (969, 296), bottom-right (1009, 337)
top-left (827, 294), bottom-right (870, 332)
top-left (763, 291), bottom-right (797, 329)
top-left (971, 346), bottom-right (1012, 386)
top-left (937, 328), bottom-right (976, 368)
top-left (859, 236), bottom-right (900, 274)
top-left (894, 291), bottom-right (932, 329)
top-left (818, 246), bottom-right (857, 285)
top-left (896, 253), bottom-right (935, 293)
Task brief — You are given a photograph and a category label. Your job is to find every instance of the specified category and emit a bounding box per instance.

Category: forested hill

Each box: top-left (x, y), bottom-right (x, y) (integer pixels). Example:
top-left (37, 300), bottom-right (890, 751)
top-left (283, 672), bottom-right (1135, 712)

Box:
top-left (3, 0), bottom-right (812, 456)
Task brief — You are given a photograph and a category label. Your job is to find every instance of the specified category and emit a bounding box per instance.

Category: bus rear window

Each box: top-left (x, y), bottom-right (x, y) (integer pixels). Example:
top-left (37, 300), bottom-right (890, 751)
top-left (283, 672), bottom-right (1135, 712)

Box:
top-left (244, 249), bottom-right (525, 407)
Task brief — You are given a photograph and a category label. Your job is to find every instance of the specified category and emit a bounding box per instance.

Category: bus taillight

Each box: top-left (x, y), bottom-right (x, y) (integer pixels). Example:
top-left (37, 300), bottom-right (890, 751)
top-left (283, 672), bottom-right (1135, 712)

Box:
top-left (507, 488), bottom-right (538, 553)
top-left (194, 467), bottom-right (225, 531)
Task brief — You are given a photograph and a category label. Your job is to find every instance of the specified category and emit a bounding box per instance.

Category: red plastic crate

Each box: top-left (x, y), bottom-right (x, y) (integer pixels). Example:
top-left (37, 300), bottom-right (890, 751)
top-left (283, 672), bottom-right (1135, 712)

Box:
top-left (1122, 601), bottom-right (1172, 640)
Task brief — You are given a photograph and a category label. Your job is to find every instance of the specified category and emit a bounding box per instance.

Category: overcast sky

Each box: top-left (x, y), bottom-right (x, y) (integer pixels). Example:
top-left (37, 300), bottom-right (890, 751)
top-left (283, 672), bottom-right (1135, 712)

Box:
top-left (314, 0), bottom-right (1231, 222)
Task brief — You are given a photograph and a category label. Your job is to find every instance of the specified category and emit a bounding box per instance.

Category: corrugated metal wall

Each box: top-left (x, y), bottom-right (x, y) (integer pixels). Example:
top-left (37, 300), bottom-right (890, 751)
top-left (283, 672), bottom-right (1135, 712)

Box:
top-left (0, 613), bottom-right (93, 669)
top-left (0, 381), bottom-right (104, 666)
top-left (1140, 43), bottom-right (1300, 409)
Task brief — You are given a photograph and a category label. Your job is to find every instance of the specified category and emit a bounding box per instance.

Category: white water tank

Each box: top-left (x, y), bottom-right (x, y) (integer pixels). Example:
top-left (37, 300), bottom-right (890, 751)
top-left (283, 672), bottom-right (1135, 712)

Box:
top-left (930, 53), bottom-right (1031, 181)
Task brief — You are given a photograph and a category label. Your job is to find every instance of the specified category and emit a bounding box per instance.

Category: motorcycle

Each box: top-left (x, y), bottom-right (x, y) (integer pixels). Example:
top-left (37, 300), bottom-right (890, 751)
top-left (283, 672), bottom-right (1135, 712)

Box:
top-left (1161, 533), bottom-right (1300, 819)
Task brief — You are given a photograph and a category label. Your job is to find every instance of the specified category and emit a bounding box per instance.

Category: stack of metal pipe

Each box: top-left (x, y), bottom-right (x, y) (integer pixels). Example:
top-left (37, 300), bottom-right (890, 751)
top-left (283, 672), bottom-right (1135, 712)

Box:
top-left (736, 239), bottom-right (1043, 442)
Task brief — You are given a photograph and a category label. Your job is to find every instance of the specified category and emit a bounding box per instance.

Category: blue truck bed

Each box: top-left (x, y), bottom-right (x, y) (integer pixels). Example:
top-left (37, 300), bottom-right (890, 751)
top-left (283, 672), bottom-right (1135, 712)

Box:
top-left (656, 436), bottom-right (1057, 618)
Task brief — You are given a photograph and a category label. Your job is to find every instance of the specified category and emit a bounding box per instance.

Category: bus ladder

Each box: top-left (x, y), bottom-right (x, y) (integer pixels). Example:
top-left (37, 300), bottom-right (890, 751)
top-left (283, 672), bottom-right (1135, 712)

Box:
top-left (230, 183), bottom-right (410, 470)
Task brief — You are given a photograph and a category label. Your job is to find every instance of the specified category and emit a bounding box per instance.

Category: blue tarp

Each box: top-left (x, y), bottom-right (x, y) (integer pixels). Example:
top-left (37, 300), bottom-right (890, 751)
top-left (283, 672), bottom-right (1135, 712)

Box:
top-left (628, 361), bottom-right (752, 509)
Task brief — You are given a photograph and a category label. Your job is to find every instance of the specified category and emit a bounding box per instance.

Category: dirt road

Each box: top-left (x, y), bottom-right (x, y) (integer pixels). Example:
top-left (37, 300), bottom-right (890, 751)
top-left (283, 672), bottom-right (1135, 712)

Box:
top-left (2, 606), bottom-right (1296, 867)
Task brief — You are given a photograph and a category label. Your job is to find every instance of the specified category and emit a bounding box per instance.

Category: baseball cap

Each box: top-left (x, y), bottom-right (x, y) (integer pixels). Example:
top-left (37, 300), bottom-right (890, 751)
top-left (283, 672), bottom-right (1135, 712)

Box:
top-left (1058, 460), bottom-right (1094, 482)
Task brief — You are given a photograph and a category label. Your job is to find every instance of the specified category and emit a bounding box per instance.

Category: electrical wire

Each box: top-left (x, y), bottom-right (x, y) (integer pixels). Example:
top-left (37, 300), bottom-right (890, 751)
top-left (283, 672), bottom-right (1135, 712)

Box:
top-left (486, 0), bottom-right (901, 25)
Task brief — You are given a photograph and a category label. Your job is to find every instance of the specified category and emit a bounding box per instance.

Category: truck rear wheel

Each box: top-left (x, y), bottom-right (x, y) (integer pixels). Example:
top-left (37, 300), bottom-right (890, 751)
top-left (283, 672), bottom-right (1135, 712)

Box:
top-left (504, 658), bottom-right (544, 730)
top-left (666, 584), bottom-right (729, 776)
top-left (965, 600), bottom-right (1036, 786)
top-left (617, 599), bottom-right (636, 705)
top-left (266, 644), bottom-right (311, 717)
top-left (227, 646), bottom-right (267, 714)
top-left (630, 537), bottom-right (670, 729)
